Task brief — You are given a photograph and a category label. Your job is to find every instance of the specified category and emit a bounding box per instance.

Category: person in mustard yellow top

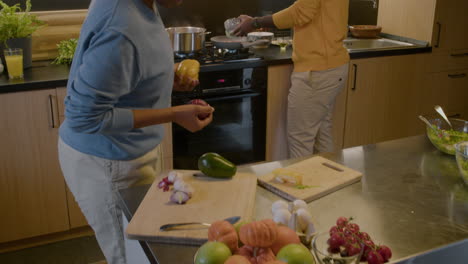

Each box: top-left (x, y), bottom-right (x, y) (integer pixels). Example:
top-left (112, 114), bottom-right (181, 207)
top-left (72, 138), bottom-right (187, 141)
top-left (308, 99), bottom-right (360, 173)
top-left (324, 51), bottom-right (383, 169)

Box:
top-left (233, 0), bottom-right (350, 158)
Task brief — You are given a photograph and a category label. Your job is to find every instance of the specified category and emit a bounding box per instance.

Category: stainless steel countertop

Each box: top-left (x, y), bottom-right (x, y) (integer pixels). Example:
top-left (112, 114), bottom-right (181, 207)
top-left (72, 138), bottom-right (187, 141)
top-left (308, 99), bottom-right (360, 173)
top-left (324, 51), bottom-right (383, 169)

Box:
top-left (118, 135), bottom-right (468, 264)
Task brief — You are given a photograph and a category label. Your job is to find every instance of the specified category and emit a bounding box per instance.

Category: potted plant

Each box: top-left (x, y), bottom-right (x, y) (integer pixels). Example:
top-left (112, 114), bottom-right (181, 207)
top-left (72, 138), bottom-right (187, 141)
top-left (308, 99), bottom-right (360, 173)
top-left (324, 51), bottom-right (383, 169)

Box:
top-left (0, 0), bottom-right (45, 69)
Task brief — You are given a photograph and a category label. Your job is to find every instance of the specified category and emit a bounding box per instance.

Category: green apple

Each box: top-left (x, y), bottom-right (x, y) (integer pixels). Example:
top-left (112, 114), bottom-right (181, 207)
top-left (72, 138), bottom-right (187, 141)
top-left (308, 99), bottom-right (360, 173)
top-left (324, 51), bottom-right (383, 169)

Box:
top-left (194, 241), bottom-right (232, 264)
top-left (276, 244), bottom-right (316, 264)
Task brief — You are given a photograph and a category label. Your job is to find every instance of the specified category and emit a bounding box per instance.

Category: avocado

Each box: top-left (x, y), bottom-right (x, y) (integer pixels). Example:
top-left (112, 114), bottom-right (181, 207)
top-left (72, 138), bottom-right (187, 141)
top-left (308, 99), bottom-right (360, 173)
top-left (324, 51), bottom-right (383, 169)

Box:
top-left (197, 152), bottom-right (237, 178)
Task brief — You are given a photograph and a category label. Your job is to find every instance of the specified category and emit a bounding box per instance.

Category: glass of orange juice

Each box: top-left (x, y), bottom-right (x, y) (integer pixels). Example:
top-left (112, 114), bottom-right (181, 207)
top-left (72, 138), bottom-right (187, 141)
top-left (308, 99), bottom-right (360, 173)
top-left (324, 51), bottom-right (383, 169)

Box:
top-left (4, 48), bottom-right (24, 79)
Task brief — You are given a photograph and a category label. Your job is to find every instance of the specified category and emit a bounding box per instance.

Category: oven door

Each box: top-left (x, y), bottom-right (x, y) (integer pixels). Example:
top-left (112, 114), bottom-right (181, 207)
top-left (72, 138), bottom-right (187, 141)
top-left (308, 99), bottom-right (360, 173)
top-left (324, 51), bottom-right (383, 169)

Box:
top-left (172, 91), bottom-right (266, 170)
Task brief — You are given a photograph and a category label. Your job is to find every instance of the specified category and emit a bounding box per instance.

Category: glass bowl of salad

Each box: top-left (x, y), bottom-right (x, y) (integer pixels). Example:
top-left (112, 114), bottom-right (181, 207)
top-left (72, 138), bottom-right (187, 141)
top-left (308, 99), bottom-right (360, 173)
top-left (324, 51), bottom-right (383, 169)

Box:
top-left (423, 117), bottom-right (468, 155)
top-left (455, 141), bottom-right (468, 185)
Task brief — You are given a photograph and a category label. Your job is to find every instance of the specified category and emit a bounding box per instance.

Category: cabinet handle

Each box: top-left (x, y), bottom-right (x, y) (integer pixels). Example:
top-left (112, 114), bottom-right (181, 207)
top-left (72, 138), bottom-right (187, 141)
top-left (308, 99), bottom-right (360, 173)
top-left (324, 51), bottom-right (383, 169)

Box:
top-left (351, 64), bottom-right (358, 91)
top-left (448, 73), bottom-right (467, 79)
top-left (450, 53), bottom-right (468, 57)
top-left (49, 95), bottom-right (57, 128)
top-left (434, 22), bottom-right (441, 48)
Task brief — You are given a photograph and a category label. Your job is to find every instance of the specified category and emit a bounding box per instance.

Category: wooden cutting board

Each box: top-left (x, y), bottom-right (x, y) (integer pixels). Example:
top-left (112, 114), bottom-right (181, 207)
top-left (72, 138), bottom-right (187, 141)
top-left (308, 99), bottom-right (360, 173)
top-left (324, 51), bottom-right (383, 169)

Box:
top-left (125, 170), bottom-right (257, 245)
top-left (257, 156), bottom-right (362, 202)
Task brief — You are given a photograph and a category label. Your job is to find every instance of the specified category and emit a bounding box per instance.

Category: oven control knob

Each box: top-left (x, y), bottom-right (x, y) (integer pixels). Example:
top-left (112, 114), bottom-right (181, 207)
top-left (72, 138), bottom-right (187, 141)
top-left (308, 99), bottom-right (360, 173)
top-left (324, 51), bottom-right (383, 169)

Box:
top-left (244, 78), bottom-right (252, 86)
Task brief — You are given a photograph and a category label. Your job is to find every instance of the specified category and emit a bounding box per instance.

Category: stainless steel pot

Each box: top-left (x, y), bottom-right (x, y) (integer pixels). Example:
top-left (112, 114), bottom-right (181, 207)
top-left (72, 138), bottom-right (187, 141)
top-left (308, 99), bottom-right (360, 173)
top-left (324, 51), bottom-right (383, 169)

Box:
top-left (166, 27), bottom-right (210, 53)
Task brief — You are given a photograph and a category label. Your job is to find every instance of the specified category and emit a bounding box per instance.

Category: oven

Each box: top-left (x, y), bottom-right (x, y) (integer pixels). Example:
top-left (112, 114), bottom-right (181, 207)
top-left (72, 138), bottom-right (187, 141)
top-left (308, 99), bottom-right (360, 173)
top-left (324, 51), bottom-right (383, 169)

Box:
top-left (171, 65), bottom-right (267, 170)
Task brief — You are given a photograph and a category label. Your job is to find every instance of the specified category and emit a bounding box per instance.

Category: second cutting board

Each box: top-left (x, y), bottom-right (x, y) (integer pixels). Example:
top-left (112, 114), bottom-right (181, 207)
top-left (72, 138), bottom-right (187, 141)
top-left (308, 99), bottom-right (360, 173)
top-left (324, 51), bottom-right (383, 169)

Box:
top-left (257, 156), bottom-right (362, 202)
top-left (125, 170), bottom-right (257, 245)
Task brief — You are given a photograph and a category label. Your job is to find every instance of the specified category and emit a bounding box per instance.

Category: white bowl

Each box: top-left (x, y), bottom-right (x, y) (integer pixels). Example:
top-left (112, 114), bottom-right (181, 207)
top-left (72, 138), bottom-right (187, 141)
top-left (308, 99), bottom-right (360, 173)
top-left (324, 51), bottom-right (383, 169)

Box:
top-left (247, 32), bottom-right (274, 48)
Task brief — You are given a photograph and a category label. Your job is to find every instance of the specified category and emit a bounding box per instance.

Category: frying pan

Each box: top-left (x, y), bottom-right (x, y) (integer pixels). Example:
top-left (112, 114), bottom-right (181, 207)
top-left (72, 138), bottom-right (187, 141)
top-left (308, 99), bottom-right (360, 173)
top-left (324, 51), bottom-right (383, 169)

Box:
top-left (210, 35), bottom-right (270, 49)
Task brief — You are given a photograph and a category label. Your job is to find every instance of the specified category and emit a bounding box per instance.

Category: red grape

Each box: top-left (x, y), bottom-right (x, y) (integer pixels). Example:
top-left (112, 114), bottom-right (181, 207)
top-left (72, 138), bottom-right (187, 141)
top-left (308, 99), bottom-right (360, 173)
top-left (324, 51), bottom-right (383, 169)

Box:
top-left (329, 225), bottom-right (340, 236)
top-left (346, 223), bottom-right (360, 233)
top-left (346, 243), bottom-right (362, 256)
top-left (346, 235), bottom-right (358, 244)
top-left (342, 228), bottom-right (353, 237)
top-left (377, 245), bottom-right (392, 262)
top-left (327, 246), bottom-right (340, 254)
top-left (358, 231), bottom-right (371, 241)
top-left (328, 233), bottom-right (346, 249)
top-left (367, 250), bottom-right (384, 264)
top-left (336, 216), bottom-right (348, 227)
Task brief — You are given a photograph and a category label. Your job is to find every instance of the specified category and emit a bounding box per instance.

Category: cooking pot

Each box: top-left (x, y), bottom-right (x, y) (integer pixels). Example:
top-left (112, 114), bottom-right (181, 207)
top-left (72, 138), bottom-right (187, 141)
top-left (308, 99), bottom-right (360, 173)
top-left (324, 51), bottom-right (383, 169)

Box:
top-left (166, 27), bottom-right (210, 53)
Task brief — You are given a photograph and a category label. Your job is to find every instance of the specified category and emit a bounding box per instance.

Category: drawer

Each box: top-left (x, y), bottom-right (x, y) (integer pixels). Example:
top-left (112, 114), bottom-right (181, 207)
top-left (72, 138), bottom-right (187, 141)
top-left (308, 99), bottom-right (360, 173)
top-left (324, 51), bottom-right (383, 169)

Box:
top-left (427, 49), bottom-right (468, 72)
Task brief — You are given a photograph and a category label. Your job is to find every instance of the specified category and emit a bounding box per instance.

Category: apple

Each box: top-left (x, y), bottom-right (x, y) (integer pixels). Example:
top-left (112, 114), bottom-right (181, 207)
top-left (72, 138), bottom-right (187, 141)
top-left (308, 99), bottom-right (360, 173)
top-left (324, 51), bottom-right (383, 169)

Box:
top-left (194, 241), bottom-right (232, 264)
top-left (276, 244), bottom-right (316, 264)
top-left (188, 99), bottom-right (211, 120)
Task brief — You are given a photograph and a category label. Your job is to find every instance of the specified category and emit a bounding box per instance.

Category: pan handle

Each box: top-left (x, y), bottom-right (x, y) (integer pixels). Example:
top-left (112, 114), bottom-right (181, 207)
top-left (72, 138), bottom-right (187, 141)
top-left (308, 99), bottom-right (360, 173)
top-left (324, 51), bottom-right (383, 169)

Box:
top-left (202, 31), bottom-right (211, 35)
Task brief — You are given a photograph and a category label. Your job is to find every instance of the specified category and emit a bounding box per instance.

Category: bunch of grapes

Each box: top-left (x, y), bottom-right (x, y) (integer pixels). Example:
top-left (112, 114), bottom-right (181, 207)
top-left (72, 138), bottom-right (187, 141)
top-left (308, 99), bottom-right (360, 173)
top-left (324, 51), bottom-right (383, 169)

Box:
top-left (327, 217), bottom-right (392, 264)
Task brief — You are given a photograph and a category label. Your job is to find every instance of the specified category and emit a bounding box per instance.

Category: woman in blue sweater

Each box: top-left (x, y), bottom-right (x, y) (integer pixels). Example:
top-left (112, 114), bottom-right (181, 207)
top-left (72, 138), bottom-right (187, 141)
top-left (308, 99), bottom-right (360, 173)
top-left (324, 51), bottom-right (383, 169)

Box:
top-left (58, 0), bottom-right (212, 263)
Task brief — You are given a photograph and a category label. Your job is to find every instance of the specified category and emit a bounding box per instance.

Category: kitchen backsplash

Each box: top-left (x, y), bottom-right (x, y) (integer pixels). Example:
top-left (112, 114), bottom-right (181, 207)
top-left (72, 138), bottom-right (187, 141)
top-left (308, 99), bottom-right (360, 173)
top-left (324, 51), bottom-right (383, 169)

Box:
top-left (158, 0), bottom-right (378, 36)
top-left (9, 0), bottom-right (377, 37)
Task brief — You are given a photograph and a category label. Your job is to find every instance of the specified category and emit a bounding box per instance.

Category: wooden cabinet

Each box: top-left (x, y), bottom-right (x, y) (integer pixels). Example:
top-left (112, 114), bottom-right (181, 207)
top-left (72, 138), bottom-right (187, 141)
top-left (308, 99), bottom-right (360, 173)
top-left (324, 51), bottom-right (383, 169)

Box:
top-left (430, 0), bottom-right (468, 53)
top-left (56, 87), bottom-right (89, 229)
top-left (421, 69), bottom-right (468, 119)
top-left (378, 0), bottom-right (468, 52)
top-left (0, 89), bottom-right (69, 243)
top-left (266, 64), bottom-right (348, 161)
top-left (378, 0), bottom-right (468, 121)
top-left (343, 54), bottom-right (427, 148)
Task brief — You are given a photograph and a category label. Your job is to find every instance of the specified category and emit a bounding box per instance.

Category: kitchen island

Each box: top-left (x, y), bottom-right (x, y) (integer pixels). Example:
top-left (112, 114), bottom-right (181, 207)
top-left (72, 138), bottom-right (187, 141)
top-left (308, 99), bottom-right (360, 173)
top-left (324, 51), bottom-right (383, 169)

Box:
top-left (118, 135), bottom-right (468, 264)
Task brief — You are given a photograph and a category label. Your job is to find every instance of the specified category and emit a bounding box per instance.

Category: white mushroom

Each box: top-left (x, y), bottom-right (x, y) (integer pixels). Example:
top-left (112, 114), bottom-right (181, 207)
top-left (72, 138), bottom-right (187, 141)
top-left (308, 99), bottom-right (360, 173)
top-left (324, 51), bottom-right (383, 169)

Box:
top-left (289, 199), bottom-right (308, 212)
top-left (273, 208), bottom-right (292, 226)
top-left (271, 200), bottom-right (289, 214)
top-left (296, 208), bottom-right (313, 232)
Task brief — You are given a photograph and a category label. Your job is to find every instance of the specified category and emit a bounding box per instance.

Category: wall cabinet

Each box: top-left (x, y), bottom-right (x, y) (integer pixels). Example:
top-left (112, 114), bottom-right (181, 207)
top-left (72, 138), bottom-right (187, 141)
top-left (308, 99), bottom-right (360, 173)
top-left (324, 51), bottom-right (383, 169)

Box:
top-left (0, 89), bottom-right (69, 243)
top-left (378, 0), bottom-right (468, 122)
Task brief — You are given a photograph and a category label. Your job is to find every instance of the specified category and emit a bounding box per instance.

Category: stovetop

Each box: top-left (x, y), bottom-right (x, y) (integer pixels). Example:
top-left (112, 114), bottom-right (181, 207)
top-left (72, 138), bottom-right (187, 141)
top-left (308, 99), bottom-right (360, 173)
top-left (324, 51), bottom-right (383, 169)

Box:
top-left (174, 42), bottom-right (263, 65)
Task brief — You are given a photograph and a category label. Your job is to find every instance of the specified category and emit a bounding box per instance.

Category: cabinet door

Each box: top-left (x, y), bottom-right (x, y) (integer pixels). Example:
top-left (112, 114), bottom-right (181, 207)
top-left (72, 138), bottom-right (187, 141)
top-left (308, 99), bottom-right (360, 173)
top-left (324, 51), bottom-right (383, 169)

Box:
top-left (56, 87), bottom-right (89, 229)
top-left (344, 55), bottom-right (426, 148)
top-left (421, 69), bottom-right (468, 119)
top-left (432, 0), bottom-right (468, 52)
top-left (0, 89), bottom-right (69, 243)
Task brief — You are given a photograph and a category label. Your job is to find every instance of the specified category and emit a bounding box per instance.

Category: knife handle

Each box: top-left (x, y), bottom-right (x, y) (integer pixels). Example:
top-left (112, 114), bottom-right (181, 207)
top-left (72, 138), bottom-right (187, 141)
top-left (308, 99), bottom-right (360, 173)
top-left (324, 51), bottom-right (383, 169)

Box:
top-left (160, 222), bottom-right (211, 231)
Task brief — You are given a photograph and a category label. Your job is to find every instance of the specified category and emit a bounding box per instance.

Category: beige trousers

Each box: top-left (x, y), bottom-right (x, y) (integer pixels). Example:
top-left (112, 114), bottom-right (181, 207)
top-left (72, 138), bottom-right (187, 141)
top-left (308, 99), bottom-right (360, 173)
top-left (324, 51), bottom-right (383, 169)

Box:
top-left (58, 138), bottom-right (162, 264)
top-left (287, 63), bottom-right (349, 158)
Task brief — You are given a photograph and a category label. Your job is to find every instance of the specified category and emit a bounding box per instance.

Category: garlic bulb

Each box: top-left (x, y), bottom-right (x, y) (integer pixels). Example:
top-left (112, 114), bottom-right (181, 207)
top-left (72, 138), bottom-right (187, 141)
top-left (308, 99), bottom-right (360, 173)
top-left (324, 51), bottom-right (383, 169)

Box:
top-left (173, 179), bottom-right (194, 197)
top-left (168, 170), bottom-right (182, 183)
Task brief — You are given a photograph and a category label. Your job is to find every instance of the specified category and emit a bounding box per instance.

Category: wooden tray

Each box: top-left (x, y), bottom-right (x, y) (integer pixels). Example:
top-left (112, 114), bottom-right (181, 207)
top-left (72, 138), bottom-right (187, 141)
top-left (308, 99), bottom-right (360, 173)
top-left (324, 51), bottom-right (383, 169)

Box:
top-left (125, 170), bottom-right (257, 245)
top-left (258, 156), bottom-right (362, 202)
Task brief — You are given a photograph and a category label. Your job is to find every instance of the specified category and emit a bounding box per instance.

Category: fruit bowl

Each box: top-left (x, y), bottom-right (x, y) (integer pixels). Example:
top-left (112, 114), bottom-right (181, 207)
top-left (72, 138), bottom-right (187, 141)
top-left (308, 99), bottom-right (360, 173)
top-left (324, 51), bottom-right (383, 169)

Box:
top-left (423, 116), bottom-right (468, 155)
top-left (455, 141), bottom-right (468, 185)
top-left (312, 232), bottom-right (363, 264)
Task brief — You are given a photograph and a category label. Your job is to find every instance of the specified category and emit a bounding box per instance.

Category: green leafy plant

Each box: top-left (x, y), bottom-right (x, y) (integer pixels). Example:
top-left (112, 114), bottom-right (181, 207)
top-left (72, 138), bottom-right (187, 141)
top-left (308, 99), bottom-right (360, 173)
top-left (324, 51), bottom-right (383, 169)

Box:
top-left (52, 38), bottom-right (78, 65)
top-left (0, 0), bottom-right (45, 46)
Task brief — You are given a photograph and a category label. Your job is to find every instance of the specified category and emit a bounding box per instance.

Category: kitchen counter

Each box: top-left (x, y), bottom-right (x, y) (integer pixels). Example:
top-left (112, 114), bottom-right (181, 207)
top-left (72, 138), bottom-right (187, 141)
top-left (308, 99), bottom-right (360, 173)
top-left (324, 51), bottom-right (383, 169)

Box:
top-left (0, 34), bottom-right (430, 94)
top-left (118, 135), bottom-right (468, 264)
